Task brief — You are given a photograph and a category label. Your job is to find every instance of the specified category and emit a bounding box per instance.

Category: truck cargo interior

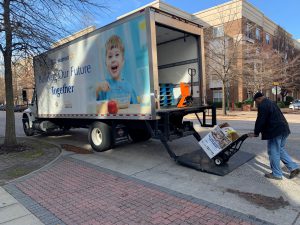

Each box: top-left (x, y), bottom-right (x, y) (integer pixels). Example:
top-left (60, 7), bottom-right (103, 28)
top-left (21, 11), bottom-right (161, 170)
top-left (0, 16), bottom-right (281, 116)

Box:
top-left (156, 24), bottom-right (200, 109)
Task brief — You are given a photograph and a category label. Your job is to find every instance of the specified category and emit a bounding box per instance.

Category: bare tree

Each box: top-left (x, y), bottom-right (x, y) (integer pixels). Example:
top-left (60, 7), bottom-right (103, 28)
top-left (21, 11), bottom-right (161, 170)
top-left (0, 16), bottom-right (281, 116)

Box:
top-left (205, 8), bottom-right (300, 111)
top-left (12, 58), bottom-right (34, 105)
top-left (275, 53), bottom-right (300, 99)
top-left (271, 26), bottom-right (300, 100)
top-left (241, 24), bottom-right (300, 103)
top-left (204, 3), bottom-right (244, 115)
top-left (242, 44), bottom-right (282, 95)
top-left (0, 0), bottom-right (108, 147)
top-left (0, 75), bottom-right (5, 104)
top-left (273, 26), bottom-right (294, 55)
top-left (205, 34), bottom-right (241, 115)
top-left (287, 54), bottom-right (300, 93)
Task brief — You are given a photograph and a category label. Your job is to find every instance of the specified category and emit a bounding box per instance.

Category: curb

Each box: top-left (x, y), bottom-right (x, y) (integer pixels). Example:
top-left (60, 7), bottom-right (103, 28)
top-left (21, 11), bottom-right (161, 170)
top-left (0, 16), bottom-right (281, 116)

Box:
top-left (3, 137), bottom-right (64, 186)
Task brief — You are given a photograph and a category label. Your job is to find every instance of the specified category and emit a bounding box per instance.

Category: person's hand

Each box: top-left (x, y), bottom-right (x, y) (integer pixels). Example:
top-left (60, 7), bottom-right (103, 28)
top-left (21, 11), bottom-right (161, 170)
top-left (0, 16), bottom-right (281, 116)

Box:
top-left (247, 133), bottom-right (258, 138)
top-left (96, 81), bottom-right (110, 92)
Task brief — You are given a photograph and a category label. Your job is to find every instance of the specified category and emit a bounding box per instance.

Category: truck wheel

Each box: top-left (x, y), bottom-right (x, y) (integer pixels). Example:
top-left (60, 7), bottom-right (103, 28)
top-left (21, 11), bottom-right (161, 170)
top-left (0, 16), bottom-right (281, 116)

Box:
top-left (129, 129), bottom-right (151, 143)
top-left (214, 157), bottom-right (224, 166)
top-left (22, 115), bottom-right (34, 136)
top-left (88, 122), bottom-right (112, 152)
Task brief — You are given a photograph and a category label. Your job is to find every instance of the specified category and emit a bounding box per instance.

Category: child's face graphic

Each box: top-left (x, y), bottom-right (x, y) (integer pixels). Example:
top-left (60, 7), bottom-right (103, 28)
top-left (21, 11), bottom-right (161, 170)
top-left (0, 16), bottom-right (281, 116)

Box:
top-left (106, 47), bottom-right (124, 80)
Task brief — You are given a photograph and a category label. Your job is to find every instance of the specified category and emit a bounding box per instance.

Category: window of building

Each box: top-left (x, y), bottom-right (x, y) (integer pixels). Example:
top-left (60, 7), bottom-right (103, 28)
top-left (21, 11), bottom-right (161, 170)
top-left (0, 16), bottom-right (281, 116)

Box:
top-left (256, 28), bottom-right (261, 41)
top-left (213, 25), bottom-right (224, 38)
top-left (246, 23), bottom-right (252, 38)
top-left (213, 90), bottom-right (223, 102)
top-left (266, 33), bottom-right (270, 45)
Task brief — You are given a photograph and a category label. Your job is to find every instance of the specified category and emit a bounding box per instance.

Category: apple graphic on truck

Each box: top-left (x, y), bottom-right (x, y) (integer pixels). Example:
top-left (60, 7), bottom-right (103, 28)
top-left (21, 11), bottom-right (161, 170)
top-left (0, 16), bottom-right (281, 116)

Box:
top-left (108, 100), bottom-right (118, 114)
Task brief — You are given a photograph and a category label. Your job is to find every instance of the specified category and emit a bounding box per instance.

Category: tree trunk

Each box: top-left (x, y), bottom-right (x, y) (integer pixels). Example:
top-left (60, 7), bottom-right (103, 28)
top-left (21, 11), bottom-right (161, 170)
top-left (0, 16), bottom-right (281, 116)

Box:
top-left (3, 0), bottom-right (17, 146)
top-left (222, 82), bottom-right (226, 115)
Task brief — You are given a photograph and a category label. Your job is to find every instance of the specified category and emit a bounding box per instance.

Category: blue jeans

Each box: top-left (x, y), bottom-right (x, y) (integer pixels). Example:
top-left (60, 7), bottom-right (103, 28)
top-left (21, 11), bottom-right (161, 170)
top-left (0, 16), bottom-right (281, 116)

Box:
top-left (267, 134), bottom-right (299, 178)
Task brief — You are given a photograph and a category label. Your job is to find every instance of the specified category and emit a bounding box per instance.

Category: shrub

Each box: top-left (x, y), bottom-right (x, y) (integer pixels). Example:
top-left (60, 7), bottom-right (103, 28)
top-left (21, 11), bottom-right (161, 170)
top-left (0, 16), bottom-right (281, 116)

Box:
top-left (212, 102), bottom-right (223, 108)
top-left (277, 101), bottom-right (285, 108)
top-left (243, 99), bottom-right (253, 105)
top-left (235, 102), bottom-right (243, 108)
top-left (284, 96), bottom-right (294, 106)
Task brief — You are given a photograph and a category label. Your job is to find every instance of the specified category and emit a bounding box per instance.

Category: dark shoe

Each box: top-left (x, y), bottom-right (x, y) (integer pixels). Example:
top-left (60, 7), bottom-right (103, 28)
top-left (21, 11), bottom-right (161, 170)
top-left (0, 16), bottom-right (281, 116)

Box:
top-left (264, 173), bottom-right (282, 180)
top-left (290, 168), bottom-right (300, 179)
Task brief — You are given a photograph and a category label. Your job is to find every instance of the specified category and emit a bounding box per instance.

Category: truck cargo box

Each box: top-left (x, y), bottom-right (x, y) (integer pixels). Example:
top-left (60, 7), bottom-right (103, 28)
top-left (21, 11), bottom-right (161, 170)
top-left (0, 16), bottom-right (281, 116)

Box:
top-left (23, 7), bottom-right (216, 154)
top-left (33, 7), bottom-right (205, 120)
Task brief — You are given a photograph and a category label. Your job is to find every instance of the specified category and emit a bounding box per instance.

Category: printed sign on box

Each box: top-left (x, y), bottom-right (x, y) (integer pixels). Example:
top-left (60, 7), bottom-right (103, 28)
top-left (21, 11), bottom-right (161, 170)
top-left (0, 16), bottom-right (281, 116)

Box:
top-left (199, 124), bottom-right (238, 159)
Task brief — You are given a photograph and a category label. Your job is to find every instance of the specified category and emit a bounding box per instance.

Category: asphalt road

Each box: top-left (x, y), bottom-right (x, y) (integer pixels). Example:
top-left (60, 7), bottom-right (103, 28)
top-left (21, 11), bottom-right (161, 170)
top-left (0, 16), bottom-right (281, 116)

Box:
top-left (0, 112), bottom-right (25, 137)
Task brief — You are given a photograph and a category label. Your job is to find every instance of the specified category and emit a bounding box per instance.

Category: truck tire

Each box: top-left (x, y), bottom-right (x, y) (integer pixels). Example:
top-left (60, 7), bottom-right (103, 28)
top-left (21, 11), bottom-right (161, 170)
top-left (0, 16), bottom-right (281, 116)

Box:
top-left (22, 115), bottom-right (34, 136)
top-left (129, 129), bottom-right (151, 143)
top-left (88, 122), bottom-right (112, 152)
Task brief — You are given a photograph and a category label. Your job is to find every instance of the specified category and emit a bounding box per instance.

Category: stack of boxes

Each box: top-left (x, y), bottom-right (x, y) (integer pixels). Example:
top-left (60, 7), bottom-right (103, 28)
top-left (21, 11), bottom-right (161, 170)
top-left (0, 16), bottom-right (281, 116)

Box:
top-left (159, 83), bottom-right (175, 107)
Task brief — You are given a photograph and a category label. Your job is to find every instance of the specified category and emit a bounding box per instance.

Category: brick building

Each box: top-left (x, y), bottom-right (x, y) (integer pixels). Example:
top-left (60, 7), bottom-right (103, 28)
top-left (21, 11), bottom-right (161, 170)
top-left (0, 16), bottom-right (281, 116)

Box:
top-left (129, 0), bottom-right (300, 104)
top-left (193, 0), bottom-right (300, 103)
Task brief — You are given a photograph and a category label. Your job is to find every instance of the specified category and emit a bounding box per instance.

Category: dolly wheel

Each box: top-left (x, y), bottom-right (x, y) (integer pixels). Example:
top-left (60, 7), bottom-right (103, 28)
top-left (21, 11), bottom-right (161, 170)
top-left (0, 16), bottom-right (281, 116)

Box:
top-left (214, 157), bottom-right (224, 166)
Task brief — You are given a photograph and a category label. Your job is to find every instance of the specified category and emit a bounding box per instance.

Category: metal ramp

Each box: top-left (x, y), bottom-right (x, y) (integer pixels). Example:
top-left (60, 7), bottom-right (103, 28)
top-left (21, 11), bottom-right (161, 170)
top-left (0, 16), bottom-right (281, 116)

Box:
top-left (176, 150), bottom-right (254, 176)
top-left (154, 107), bottom-right (254, 175)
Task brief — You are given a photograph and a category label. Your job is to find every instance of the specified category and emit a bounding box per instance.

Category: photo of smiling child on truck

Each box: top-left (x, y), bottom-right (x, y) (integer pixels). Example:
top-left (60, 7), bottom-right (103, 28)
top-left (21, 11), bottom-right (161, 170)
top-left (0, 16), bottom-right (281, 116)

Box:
top-left (96, 35), bottom-right (138, 114)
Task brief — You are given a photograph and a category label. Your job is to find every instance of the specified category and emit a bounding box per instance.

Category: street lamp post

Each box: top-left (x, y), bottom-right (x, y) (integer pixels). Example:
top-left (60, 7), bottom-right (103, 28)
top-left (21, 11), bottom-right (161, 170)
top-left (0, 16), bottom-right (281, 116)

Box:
top-left (272, 82), bottom-right (281, 103)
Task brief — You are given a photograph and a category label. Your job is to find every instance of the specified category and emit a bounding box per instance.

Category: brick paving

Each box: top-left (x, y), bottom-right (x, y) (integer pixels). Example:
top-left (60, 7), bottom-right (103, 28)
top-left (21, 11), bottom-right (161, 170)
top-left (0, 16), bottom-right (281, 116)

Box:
top-left (5, 158), bottom-right (270, 225)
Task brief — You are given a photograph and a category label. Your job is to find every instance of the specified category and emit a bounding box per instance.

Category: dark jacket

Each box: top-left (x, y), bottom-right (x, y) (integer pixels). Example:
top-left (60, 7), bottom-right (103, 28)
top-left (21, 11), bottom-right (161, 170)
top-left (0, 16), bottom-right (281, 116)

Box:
top-left (254, 98), bottom-right (290, 140)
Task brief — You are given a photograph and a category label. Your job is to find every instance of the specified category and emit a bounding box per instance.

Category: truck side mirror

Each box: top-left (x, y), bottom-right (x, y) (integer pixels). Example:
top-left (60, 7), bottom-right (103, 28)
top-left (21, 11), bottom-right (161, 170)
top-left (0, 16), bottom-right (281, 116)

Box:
top-left (22, 90), bottom-right (27, 102)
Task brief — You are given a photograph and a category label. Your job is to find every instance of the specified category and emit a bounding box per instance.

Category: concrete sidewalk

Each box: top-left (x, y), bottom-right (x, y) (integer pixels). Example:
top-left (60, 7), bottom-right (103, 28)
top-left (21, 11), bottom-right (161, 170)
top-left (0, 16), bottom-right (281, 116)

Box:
top-left (0, 187), bottom-right (43, 225)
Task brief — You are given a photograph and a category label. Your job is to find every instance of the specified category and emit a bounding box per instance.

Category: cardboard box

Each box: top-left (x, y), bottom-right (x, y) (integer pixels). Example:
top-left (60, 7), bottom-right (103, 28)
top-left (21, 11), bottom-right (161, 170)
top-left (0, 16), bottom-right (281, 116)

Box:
top-left (198, 123), bottom-right (239, 159)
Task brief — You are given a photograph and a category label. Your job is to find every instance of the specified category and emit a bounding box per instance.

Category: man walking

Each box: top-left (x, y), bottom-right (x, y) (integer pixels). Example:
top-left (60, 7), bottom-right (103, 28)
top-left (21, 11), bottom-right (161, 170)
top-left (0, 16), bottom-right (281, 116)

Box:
top-left (248, 92), bottom-right (300, 180)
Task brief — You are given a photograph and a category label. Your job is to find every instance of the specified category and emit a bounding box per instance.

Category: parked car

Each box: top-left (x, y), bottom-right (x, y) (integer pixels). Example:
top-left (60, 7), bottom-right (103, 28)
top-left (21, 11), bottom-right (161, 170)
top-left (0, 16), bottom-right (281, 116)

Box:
top-left (289, 99), bottom-right (300, 110)
top-left (0, 104), bottom-right (6, 111)
top-left (14, 105), bottom-right (27, 112)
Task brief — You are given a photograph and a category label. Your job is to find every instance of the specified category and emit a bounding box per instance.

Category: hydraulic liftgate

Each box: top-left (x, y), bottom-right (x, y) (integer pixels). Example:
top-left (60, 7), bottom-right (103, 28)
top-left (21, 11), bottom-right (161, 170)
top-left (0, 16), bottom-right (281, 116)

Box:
top-left (147, 105), bottom-right (254, 175)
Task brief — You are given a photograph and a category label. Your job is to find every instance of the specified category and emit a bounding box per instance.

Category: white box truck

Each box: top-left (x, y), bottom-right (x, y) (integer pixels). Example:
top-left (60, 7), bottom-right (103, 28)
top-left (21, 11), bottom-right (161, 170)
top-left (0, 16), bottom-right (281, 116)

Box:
top-left (22, 7), bottom-right (216, 158)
